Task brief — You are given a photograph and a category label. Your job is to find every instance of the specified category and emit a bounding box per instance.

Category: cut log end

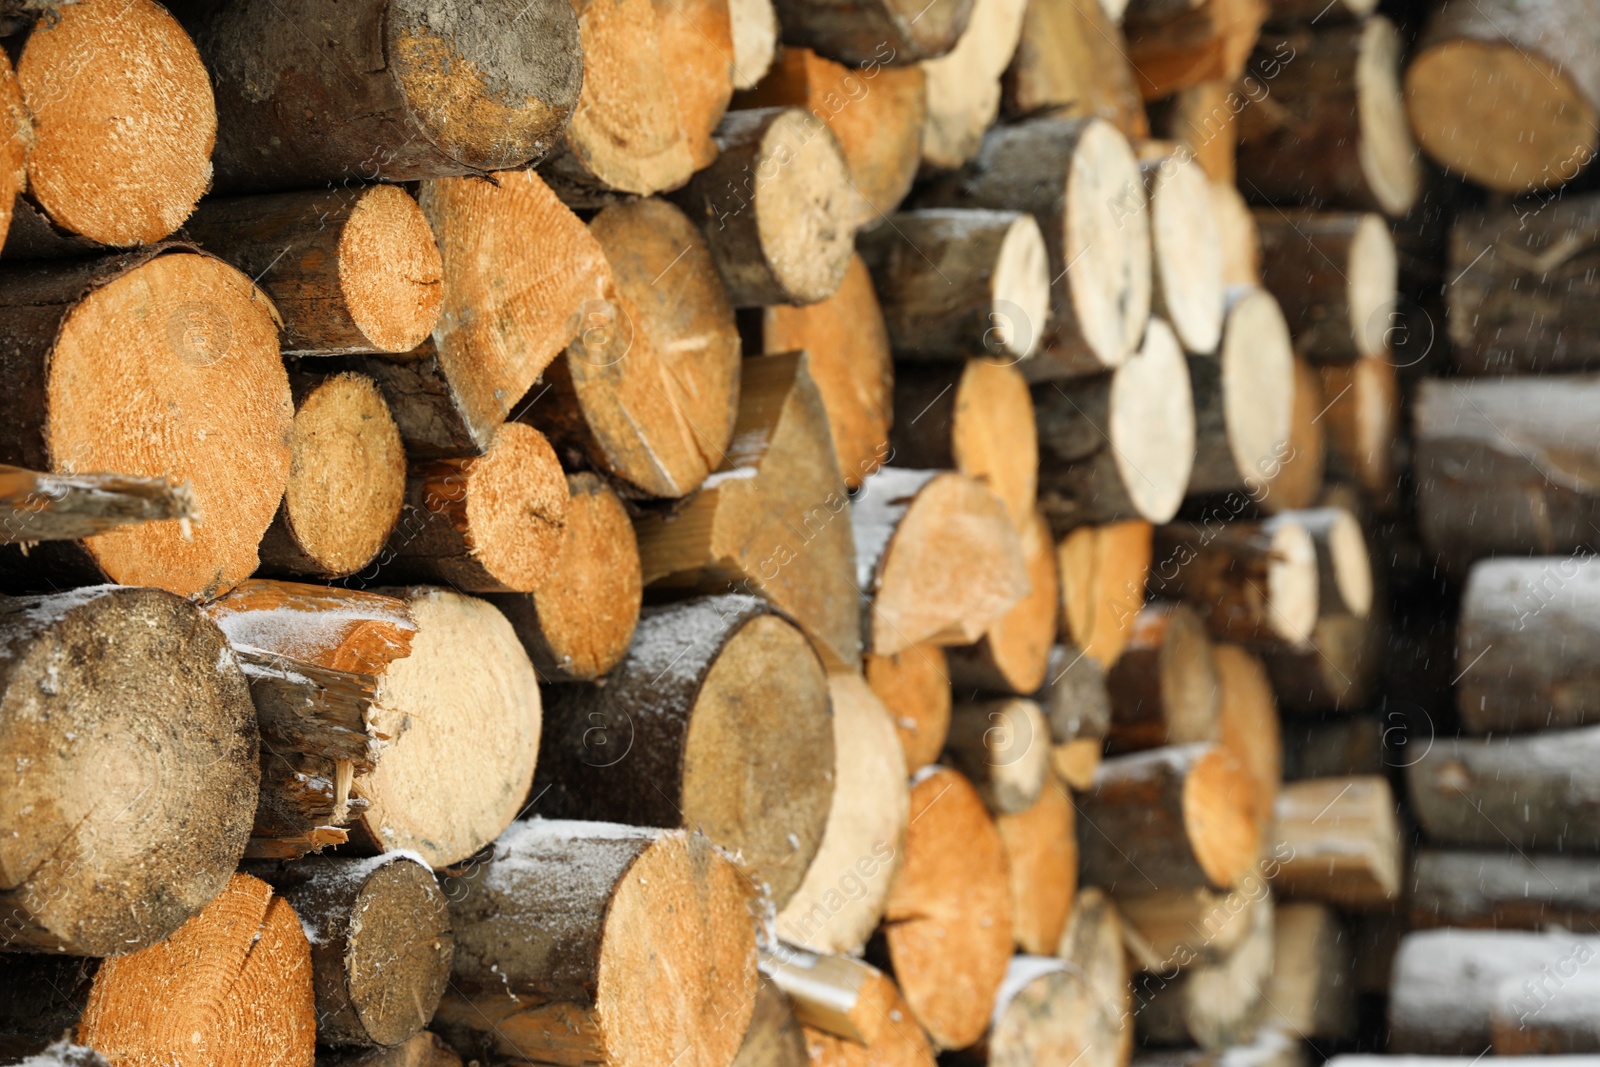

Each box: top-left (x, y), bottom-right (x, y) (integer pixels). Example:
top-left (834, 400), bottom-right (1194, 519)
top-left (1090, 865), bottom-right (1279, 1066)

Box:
top-left (1145, 148), bottom-right (1224, 355)
top-left (1111, 319), bottom-right (1194, 522)
top-left (753, 109), bottom-right (859, 304)
top-left (1214, 289), bottom-right (1294, 494)
top-left (0, 51), bottom-right (27, 252)
top-left (865, 643), bottom-right (952, 772)
top-left (1184, 745), bottom-right (1261, 889)
top-left (339, 185), bottom-right (447, 354)
top-left (1348, 213), bottom-right (1399, 358)
top-left (1355, 17), bottom-right (1423, 215)
top-left (1066, 120), bottom-right (1155, 372)
top-left (992, 214), bottom-right (1052, 361)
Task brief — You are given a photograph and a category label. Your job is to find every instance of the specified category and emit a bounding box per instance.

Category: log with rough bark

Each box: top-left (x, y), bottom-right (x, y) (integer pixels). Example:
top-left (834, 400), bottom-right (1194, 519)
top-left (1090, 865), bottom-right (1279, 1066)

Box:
top-left (1057, 520), bottom-right (1152, 668)
top-left (0, 587), bottom-right (258, 956)
top-left (1410, 849), bottom-right (1600, 932)
top-left (534, 595), bottom-right (834, 909)
top-left (756, 253), bottom-right (893, 489)
top-left (776, 671), bottom-right (908, 954)
top-left (187, 0), bottom-right (581, 192)
top-left (1213, 645), bottom-right (1280, 829)
top-left (1004, 0), bottom-right (1147, 141)
top-left (877, 765), bottom-right (1013, 1050)
top-left (771, 0), bottom-right (972, 64)
top-left (634, 352), bottom-right (859, 669)
top-left (1281, 715), bottom-right (1383, 781)
top-left (1265, 902), bottom-right (1354, 1041)
top-left (786, 959), bottom-right (937, 1067)
top-left (920, 116), bottom-right (1152, 379)
top-left (945, 697), bottom-right (1052, 814)
top-left (1123, 0), bottom-right (1268, 102)
top-left (1118, 882), bottom-right (1261, 972)
top-left (1148, 82), bottom-right (1238, 184)
top-left (530, 196), bottom-right (741, 499)
top-left (1255, 211), bottom-right (1397, 363)
top-left (1104, 602), bottom-right (1220, 753)
top-left (1406, 0), bottom-right (1600, 194)
top-left (1055, 888), bottom-right (1135, 1067)
top-left (1285, 506), bottom-right (1372, 619)
top-left (1318, 356), bottom-right (1397, 503)
top-left (866, 643), bottom-right (952, 772)
top-left (0, 465), bottom-right (193, 545)
top-left (852, 467), bottom-right (1029, 656)
top-left (1262, 608), bottom-right (1381, 713)
top-left (920, 0), bottom-right (1028, 171)
top-left (0, 249), bottom-right (290, 597)
top-left (1038, 645), bottom-right (1112, 789)
top-left (731, 979), bottom-right (809, 1067)
top-left (1272, 776), bottom-right (1401, 907)
top-left (1258, 358), bottom-right (1326, 513)
top-left (655, 0), bottom-right (735, 171)
top-left (489, 472), bottom-right (642, 682)
top-left (946, 956), bottom-right (1124, 1067)
top-left (997, 779), bottom-right (1077, 955)
top-left (1149, 516), bottom-right (1321, 647)
top-left (1236, 20), bottom-right (1421, 217)
top-left (948, 509), bottom-right (1058, 695)
top-left (258, 372), bottom-right (406, 580)
top-left (1184, 288), bottom-right (1295, 495)
top-left (1034, 319), bottom-right (1195, 530)
top-left (0, 51), bottom-right (25, 252)
top-left (1141, 145), bottom-right (1224, 355)
top-left (435, 821), bottom-right (758, 1067)
top-left (320, 1033), bottom-right (464, 1067)
top-left (1136, 891), bottom-right (1273, 1049)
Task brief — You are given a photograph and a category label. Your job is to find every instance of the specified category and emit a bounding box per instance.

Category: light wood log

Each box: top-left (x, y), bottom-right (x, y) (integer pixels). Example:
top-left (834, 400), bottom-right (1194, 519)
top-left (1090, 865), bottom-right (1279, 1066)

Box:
top-left (489, 472), bottom-right (642, 682)
top-left (794, 966), bottom-right (937, 1067)
top-left (1411, 849), bottom-right (1600, 933)
top-left (320, 1033), bottom-right (463, 1067)
top-left (947, 956), bottom-right (1124, 1067)
top-left (1004, 0), bottom-right (1147, 141)
top-left (1255, 211), bottom-right (1396, 363)
top-left (655, 0), bottom-right (735, 171)
top-left (1184, 289), bottom-right (1295, 495)
top-left (0, 587), bottom-right (258, 956)
top-left (1150, 516), bottom-right (1321, 646)
top-left (1057, 520), bottom-right (1153, 668)
top-left (764, 949), bottom-right (895, 1045)
top-left (945, 698), bottom-right (1051, 814)
top-left (634, 351), bottom-right (860, 669)
top-left (866, 643), bottom-right (952, 772)
top-left (948, 510), bottom-right (1059, 695)
top-left (1104, 602), bottom-right (1220, 753)
top-left (771, 0), bottom-right (973, 64)
top-left (1117, 881), bottom-right (1262, 972)
top-left (731, 979), bottom-right (809, 1067)
top-left (1034, 319), bottom-right (1195, 529)
top-left (730, 0), bottom-right (779, 88)
top-left (1318, 356), bottom-right (1397, 502)
top-left (1148, 82), bottom-right (1238, 184)
top-left (436, 821), bottom-right (757, 1067)
top-left (1406, 0), bottom-right (1600, 194)
top-left (1281, 506), bottom-right (1372, 619)
top-left (1140, 145), bottom-right (1224, 355)
top-left (1258, 358), bottom-right (1326, 513)
top-left (1262, 608), bottom-right (1381, 714)
top-left (1266, 0), bottom-right (1374, 21)
top-left (1123, 0), bottom-right (1267, 102)
top-left (1055, 888), bottom-right (1135, 1067)
top-left (1213, 182), bottom-right (1260, 286)
top-left (997, 780), bottom-right (1077, 955)
top-left (1213, 645), bottom-right (1280, 829)
top-left (1271, 776), bottom-right (1401, 907)
top-left (920, 0), bottom-right (1028, 171)
top-left (1133, 1029), bottom-right (1306, 1067)
top-left (535, 595), bottom-right (834, 909)
top-left (1038, 646), bottom-right (1112, 790)
top-left (0, 52), bottom-right (25, 252)
top-left (0, 249), bottom-right (290, 597)
top-left (1135, 891), bottom-right (1273, 1049)
top-left (0, 465), bottom-right (193, 545)
top-left (1264, 902), bottom-right (1354, 1041)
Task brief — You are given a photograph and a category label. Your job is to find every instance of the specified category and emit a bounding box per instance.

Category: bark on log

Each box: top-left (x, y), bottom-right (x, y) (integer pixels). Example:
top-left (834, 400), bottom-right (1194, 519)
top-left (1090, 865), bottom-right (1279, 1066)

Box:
top-left (1213, 645), bottom-right (1280, 829)
top-left (1003, 0), bottom-right (1147, 141)
top-left (1054, 888), bottom-right (1134, 1067)
top-left (996, 779), bottom-right (1077, 955)
top-left (1258, 358), bottom-right (1326, 513)
top-left (1283, 506), bottom-right (1372, 619)
top-left (1117, 882), bottom-right (1260, 972)
top-left (1123, 0), bottom-right (1268, 102)
top-left (1148, 515), bottom-right (1321, 647)
top-left (0, 249), bottom-right (290, 598)
top-left (1038, 645), bottom-right (1112, 790)
top-left (186, 0), bottom-right (582, 191)
top-left (1057, 520), bottom-right (1152, 668)
top-left (948, 510), bottom-right (1059, 695)
top-left (945, 698), bottom-right (1051, 814)
top-left (1262, 608), bottom-right (1381, 714)
top-left (1318, 356), bottom-right (1398, 502)
top-left (320, 1033), bottom-right (463, 1067)
top-left (0, 465), bottom-right (193, 545)
top-left (920, 0), bottom-right (1028, 171)
top-left (1272, 776), bottom-right (1401, 907)
top-left (771, 0), bottom-right (973, 64)
top-left (435, 821), bottom-right (758, 1067)
top-left (1148, 82), bottom-right (1238, 184)
top-left (1134, 1029), bottom-right (1305, 1067)
top-left (1255, 211), bottom-right (1396, 363)
top-left (1410, 849), bottom-right (1600, 933)
top-left (1264, 902), bottom-right (1354, 1041)
top-left (1135, 891), bottom-right (1273, 1049)
top-left (731, 979), bottom-right (809, 1067)
top-left (534, 595), bottom-right (834, 909)
top-left (655, 0), bottom-right (735, 171)
top-left (947, 956), bottom-right (1125, 1067)
top-left (763, 949), bottom-right (897, 1045)
top-left (794, 966), bottom-right (937, 1067)
top-left (1266, 0), bottom-right (1373, 21)
top-left (1184, 289), bottom-right (1295, 496)
top-left (865, 643), bottom-right (952, 772)
top-left (1141, 145), bottom-right (1224, 355)
top-left (0, 587), bottom-right (258, 956)
top-left (1104, 602), bottom-right (1220, 753)
top-left (1281, 715), bottom-right (1383, 781)
top-left (0, 51), bottom-right (28, 252)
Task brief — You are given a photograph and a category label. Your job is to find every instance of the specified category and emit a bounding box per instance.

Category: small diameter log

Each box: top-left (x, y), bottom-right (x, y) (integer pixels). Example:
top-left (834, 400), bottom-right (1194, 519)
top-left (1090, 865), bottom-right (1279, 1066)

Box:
top-left (184, 187), bottom-right (441, 358)
top-left (771, 0), bottom-right (972, 65)
top-left (1141, 146), bottom-right (1224, 355)
top-left (889, 359), bottom-right (1038, 527)
top-left (921, 116), bottom-right (1151, 379)
top-left (655, 0), bottom-right (735, 171)
top-left (0, 465), bottom-right (193, 544)
top-left (1002, 0), bottom-right (1147, 141)
top-left (1318, 356), bottom-right (1398, 501)
top-left (853, 467), bottom-right (1029, 656)
top-left (920, 0), bottom-right (1028, 171)
top-left (1258, 358), bottom-right (1326, 514)
top-left (732, 979), bottom-right (809, 1067)
top-left (794, 966), bottom-right (937, 1067)
top-left (255, 854), bottom-right (453, 1049)
top-left (321, 1033), bottom-right (464, 1067)
top-left (1055, 888), bottom-right (1135, 1067)
top-left (1255, 211), bottom-right (1397, 363)
top-left (759, 253), bottom-right (893, 488)
top-left (0, 51), bottom-right (28, 252)
top-left (997, 780), bottom-right (1077, 955)
top-left (1213, 645), bottom-right (1280, 829)
top-left (1038, 645), bottom-right (1112, 790)
top-left (860, 210), bottom-right (1049, 364)
top-left (674, 108), bottom-right (857, 307)
top-left (1057, 520), bottom-right (1153, 668)
top-left (189, 0), bottom-right (582, 191)
top-left (1077, 743), bottom-right (1260, 892)
top-left (1262, 609), bottom-right (1381, 714)
top-left (1411, 849), bottom-right (1600, 932)
top-left (1264, 903), bottom-right (1354, 1041)
top-left (1213, 182), bottom-right (1260, 287)
top-left (1283, 506), bottom-right (1372, 619)
top-left (1185, 289), bottom-right (1295, 495)
top-left (530, 196), bottom-right (741, 499)
top-left (489, 472), bottom-right (642, 682)
top-left (1118, 882), bottom-right (1260, 972)
top-left (436, 821), bottom-right (757, 1067)
top-left (534, 595), bottom-right (834, 909)
top-left (1123, 0), bottom-right (1267, 102)
top-left (945, 698), bottom-right (1051, 814)
top-left (8, 0), bottom-right (212, 249)
top-left (730, 0), bottom-right (779, 88)
top-left (1104, 602), bottom-right (1219, 753)
top-left (865, 643), bottom-right (952, 772)
top-left (880, 766), bottom-right (1012, 1050)
top-left (1407, 0), bottom-right (1600, 194)
top-left (776, 671), bottom-right (909, 955)
top-left (0, 587), bottom-right (258, 956)
top-left (1136, 891), bottom-right (1273, 1049)
top-left (1236, 20), bottom-right (1421, 217)
top-left (1272, 776), bottom-right (1401, 908)
top-left (1149, 82), bottom-right (1237, 184)
top-left (947, 957), bottom-right (1121, 1067)
top-left (258, 372), bottom-right (406, 580)
top-left (764, 949), bottom-right (897, 1044)
top-left (1149, 516), bottom-right (1321, 647)
top-left (1034, 319), bottom-right (1195, 530)
top-left (0, 249), bottom-right (290, 597)
top-left (1281, 715), bottom-right (1383, 781)
top-left (948, 510), bottom-right (1059, 695)
top-left (633, 351), bottom-right (860, 669)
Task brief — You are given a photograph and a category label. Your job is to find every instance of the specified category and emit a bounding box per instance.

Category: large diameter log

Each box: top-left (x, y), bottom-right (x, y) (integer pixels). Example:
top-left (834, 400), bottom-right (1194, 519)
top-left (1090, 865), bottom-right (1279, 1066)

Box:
top-left (947, 957), bottom-right (1122, 1067)
top-left (1003, 0), bottom-right (1147, 141)
top-left (1034, 319), bottom-right (1195, 530)
top-left (1136, 891), bottom-right (1273, 1049)
top-left (1055, 888), bottom-right (1134, 1067)
top-left (997, 780), bottom-right (1077, 955)
top-left (948, 510), bottom-right (1059, 695)
top-left (0, 52), bottom-right (25, 252)
top-left (1149, 516), bottom-right (1320, 646)
top-left (1104, 602), bottom-right (1219, 753)
top-left (188, 0), bottom-right (581, 191)
top-left (1318, 356), bottom-right (1398, 502)
top-left (1123, 0), bottom-right (1267, 102)
top-left (654, 0), bottom-right (735, 172)
top-left (1411, 849), bottom-right (1600, 932)
top-left (634, 351), bottom-right (860, 669)
top-left (1258, 358), bottom-right (1326, 513)
top-left (1185, 289), bottom-right (1295, 495)
top-left (1141, 146), bottom-right (1224, 355)
top-left (1264, 903), bottom-right (1354, 1041)
top-left (1213, 645), bottom-right (1280, 829)
top-left (0, 249), bottom-right (290, 597)
top-left (1272, 776), bottom-right (1401, 908)
top-left (436, 821), bottom-right (757, 1067)
top-left (0, 587), bottom-right (259, 956)
top-left (1255, 211), bottom-right (1396, 363)
top-left (771, 0), bottom-right (973, 64)
top-left (534, 595), bottom-right (833, 909)
top-left (945, 698), bottom-right (1051, 814)
top-left (0, 465), bottom-right (193, 544)
top-left (1057, 520), bottom-right (1153, 668)
top-left (865, 643), bottom-right (952, 772)
top-left (1077, 743), bottom-right (1260, 892)
top-left (1406, 0), bottom-right (1600, 194)
top-left (920, 0), bottom-right (1028, 171)
top-left (1038, 646), bottom-right (1112, 790)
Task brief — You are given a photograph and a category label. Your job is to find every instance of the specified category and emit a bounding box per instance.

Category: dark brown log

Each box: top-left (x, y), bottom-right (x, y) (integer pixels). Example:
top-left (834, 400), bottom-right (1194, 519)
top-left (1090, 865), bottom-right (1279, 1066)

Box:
top-left (948, 509), bottom-right (1059, 695)
top-left (1410, 849), bottom-right (1600, 933)
top-left (1184, 289), bottom-right (1295, 496)
top-left (319, 1033), bottom-right (464, 1067)
top-left (1255, 211), bottom-right (1397, 363)
top-left (0, 465), bottom-right (193, 545)
top-left (921, 0), bottom-right (1029, 171)
top-left (1262, 608), bottom-right (1381, 714)
top-left (1104, 602), bottom-right (1219, 754)
top-left (1263, 903), bottom-right (1354, 1041)
top-left (1149, 516), bottom-right (1321, 647)
top-left (1118, 881), bottom-right (1261, 972)
top-left (1272, 776), bottom-right (1401, 907)
top-left (1141, 144), bottom-right (1224, 355)
top-left (1285, 506), bottom-right (1372, 618)
top-left (1038, 645), bottom-right (1112, 790)
top-left (1135, 891), bottom-right (1272, 1049)
top-left (1148, 82), bottom-right (1237, 184)
top-left (1056, 520), bottom-right (1153, 669)
top-left (771, 0), bottom-right (974, 65)
top-left (945, 698), bottom-right (1051, 814)
top-left (1281, 715), bottom-right (1383, 781)
top-left (1003, 0), bottom-right (1147, 141)
top-left (1265, 0), bottom-right (1374, 21)
top-left (1123, 0), bottom-right (1267, 102)
top-left (865, 643), bottom-right (952, 772)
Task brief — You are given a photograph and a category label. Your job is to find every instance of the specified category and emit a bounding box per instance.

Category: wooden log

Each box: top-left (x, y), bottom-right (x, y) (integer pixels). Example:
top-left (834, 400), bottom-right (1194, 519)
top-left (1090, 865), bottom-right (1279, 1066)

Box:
top-left (1264, 902), bottom-right (1354, 1041)
top-left (489, 472), bottom-right (642, 682)
top-left (758, 253), bottom-right (893, 489)
top-left (946, 956), bottom-right (1123, 1067)
top-left (1117, 881), bottom-right (1261, 972)
top-left (997, 779), bottom-right (1077, 955)
top-left (730, 0), bottom-right (779, 89)
top-left (253, 854), bottom-right (453, 1049)
top-left (1282, 506), bottom-right (1372, 619)
top-left (920, 116), bottom-right (1152, 379)
top-left (673, 107), bottom-right (858, 307)
top-left (1184, 289), bottom-right (1295, 495)
top-left (655, 0), bottom-right (735, 171)
top-left (791, 963), bottom-right (937, 1067)
top-left (1054, 887), bottom-right (1134, 1067)
top-left (1212, 182), bottom-right (1259, 286)
top-left (1333, 1059), bottom-right (1600, 1067)
top-left (948, 510), bottom-right (1059, 695)
top-left (12, 1043), bottom-right (111, 1067)
top-left (1236, 20), bottom-right (1421, 217)
top-left (852, 467), bottom-right (1029, 656)
top-left (1034, 319), bottom-right (1195, 530)
top-left (1281, 714), bottom-right (1383, 781)
top-left (1258, 358), bottom-right (1325, 513)
top-left (945, 698), bottom-right (1052, 814)
top-left (866, 644), bottom-right (952, 772)
top-left (320, 1033), bottom-right (463, 1067)
top-left (1262, 608), bottom-right (1381, 714)
top-left (529, 196), bottom-right (740, 499)
top-left (1213, 645), bottom-right (1280, 829)
top-left (1255, 211), bottom-right (1396, 363)
top-left (732, 979), bottom-right (809, 1067)
top-left (776, 671), bottom-right (909, 955)
top-left (1149, 516), bottom-right (1321, 647)
top-left (1266, 0), bottom-right (1374, 21)
top-left (1407, 0), bottom-right (1600, 194)
top-left (0, 587), bottom-right (258, 956)
top-left (1134, 1029), bottom-right (1306, 1067)
top-left (763, 949), bottom-right (893, 1044)
top-left (1135, 891), bottom-right (1273, 1049)
top-left (1148, 82), bottom-right (1238, 184)
top-left (435, 821), bottom-right (757, 1067)
top-left (187, 0), bottom-right (582, 191)
top-left (1123, 0), bottom-right (1267, 102)
top-left (1140, 145), bottom-right (1224, 355)
top-left (1410, 849), bottom-right (1600, 933)
top-left (633, 351), bottom-right (860, 669)
top-left (1078, 742), bottom-right (1259, 892)
top-left (1499, 998), bottom-right (1600, 1058)
top-left (257, 372), bottom-right (406, 580)
top-left (0, 465), bottom-right (193, 545)
top-left (1104, 602), bottom-right (1220, 753)
top-left (770, 0), bottom-right (973, 65)
top-left (0, 52), bottom-right (28, 253)
top-left (1271, 776), bottom-right (1401, 907)
top-left (1003, 0), bottom-right (1147, 141)
top-left (534, 595), bottom-right (834, 909)
top-left (1057, 520), bottom-right (1152, 668)
top-left (920, 0), bottom-right (1028, 171)
top-left (1317, 356), bottom-right (1397, 503)
top-left (0, 249), bottom-right (290, 598)
top-left (861, 211), bottom-right (1049, 364)
top-left (1038, 646), bottom-right (1112, 790)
